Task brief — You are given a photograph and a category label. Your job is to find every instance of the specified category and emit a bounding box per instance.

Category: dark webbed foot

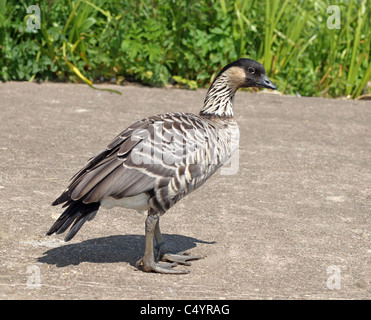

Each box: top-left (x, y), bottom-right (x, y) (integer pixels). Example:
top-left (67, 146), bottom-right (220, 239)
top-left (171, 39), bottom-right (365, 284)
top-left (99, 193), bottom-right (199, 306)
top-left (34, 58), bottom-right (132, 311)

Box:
top-left (135, 258), bottom-right (189, 274)
top-left (138, 211), bottom-right (206, 274)
top-left (160, 250), bottom-right (206, 266)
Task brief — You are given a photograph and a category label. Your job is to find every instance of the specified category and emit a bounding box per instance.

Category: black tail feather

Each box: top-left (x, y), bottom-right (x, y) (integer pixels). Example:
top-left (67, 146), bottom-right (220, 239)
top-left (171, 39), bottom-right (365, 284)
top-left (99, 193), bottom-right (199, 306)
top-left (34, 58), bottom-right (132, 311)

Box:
top-left (64, 214), bottom-right (92, 241)
top-left (47, 201), bottom-right (100, 241)
top-left (52, 191), bottom-right (71, 206)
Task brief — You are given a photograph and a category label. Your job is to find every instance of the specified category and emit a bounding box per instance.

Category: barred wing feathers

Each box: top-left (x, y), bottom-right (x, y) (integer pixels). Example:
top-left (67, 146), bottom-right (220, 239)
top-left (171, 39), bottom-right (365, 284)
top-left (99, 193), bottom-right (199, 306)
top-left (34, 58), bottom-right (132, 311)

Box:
top-left (52, 112), bottom-right (238, 213)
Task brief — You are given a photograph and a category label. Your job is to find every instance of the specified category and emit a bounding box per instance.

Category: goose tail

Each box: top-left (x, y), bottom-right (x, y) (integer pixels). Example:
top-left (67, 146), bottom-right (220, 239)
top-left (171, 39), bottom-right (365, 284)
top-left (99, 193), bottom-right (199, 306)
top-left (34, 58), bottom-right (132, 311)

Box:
top-left (47, 201), bottom-right (100, 241)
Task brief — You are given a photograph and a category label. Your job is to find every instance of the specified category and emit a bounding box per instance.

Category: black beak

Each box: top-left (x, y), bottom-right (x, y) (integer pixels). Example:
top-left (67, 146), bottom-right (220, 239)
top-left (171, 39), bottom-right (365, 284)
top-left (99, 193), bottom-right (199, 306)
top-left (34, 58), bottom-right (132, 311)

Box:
top-left (259, 74), bottom-right (277, 90)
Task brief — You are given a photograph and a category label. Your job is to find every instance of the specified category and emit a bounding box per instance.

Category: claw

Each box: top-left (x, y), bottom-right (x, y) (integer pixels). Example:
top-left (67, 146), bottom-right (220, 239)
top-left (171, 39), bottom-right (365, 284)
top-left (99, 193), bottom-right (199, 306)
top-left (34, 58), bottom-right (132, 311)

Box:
top-left (135, 257), bottom-right (144, 268)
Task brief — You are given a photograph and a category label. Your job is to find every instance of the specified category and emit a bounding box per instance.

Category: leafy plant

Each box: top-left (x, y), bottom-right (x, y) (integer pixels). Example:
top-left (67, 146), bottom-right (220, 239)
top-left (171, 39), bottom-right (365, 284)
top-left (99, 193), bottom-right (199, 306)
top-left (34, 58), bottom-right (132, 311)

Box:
top-left (0, 0), bottom-right (370, 98)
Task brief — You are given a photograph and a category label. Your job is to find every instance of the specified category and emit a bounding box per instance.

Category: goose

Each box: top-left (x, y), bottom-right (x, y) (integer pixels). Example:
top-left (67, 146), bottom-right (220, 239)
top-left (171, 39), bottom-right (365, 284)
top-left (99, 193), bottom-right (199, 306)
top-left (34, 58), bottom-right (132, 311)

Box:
top-left (47, 58), bottom-right (277, 274)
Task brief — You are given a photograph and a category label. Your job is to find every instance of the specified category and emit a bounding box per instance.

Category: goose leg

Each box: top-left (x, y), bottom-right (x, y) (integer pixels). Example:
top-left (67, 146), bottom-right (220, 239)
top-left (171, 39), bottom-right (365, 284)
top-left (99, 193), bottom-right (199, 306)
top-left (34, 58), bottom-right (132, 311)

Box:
top-left (136, 211), bottom-right (188, 274)
top-left (154, 218), bottom-right (206, 266)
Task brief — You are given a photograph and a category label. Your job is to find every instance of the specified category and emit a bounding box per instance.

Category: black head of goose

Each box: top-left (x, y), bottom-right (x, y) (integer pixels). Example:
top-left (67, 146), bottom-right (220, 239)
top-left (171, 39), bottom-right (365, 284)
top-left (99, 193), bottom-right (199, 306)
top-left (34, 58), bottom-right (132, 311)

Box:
top-left (47, 58), bottom-right (276, 274)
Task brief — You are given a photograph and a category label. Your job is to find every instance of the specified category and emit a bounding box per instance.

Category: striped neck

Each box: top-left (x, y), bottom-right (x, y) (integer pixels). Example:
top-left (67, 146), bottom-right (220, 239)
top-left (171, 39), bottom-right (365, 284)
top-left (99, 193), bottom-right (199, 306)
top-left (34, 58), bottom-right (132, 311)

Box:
top-left (200, 73), bottom-right (237, 118)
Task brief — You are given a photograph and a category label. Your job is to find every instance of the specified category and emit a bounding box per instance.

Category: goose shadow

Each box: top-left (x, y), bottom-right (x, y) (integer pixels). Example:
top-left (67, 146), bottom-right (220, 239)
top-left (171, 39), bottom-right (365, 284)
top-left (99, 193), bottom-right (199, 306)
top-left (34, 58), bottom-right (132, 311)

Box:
top-left (38, 234), bottom-right (216, 268)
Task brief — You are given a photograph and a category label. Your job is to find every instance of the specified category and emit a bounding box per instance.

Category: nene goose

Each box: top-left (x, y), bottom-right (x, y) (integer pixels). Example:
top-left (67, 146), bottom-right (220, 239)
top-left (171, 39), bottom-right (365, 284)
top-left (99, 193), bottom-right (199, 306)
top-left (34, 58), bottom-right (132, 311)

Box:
top-left (48, 58), bottom-right (277, 274)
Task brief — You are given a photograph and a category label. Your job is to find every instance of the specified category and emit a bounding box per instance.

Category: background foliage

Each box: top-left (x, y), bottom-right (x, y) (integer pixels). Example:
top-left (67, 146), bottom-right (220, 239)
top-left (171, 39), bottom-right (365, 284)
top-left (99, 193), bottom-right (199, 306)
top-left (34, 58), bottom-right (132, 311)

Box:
top-left (0, 0), bottom-right (370, 98)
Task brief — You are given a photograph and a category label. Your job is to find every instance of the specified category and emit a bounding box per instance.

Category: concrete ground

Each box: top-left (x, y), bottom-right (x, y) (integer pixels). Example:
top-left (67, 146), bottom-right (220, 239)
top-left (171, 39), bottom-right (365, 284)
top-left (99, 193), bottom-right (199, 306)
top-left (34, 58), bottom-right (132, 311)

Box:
top-left (0, 82), bottom-right (369, 300)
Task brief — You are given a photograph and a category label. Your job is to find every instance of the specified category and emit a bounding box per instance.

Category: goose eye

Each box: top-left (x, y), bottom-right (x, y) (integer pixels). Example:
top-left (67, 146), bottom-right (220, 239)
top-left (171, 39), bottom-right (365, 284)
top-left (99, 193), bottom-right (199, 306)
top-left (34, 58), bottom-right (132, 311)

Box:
top-left (248, 67), bottom-right (255, 74)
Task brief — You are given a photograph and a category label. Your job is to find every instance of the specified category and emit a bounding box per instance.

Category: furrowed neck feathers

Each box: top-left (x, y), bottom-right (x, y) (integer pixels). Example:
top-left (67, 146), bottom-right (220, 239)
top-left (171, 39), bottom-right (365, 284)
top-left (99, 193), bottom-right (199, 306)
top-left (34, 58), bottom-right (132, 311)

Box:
top-left (200, 67), bottom-right (245, 118)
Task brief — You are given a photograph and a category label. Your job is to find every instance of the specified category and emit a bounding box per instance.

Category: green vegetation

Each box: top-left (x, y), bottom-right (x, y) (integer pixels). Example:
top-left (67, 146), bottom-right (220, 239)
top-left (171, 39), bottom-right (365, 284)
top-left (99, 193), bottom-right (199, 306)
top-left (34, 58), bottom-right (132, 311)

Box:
top-left (0, 0), bottom-right (370, 98)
